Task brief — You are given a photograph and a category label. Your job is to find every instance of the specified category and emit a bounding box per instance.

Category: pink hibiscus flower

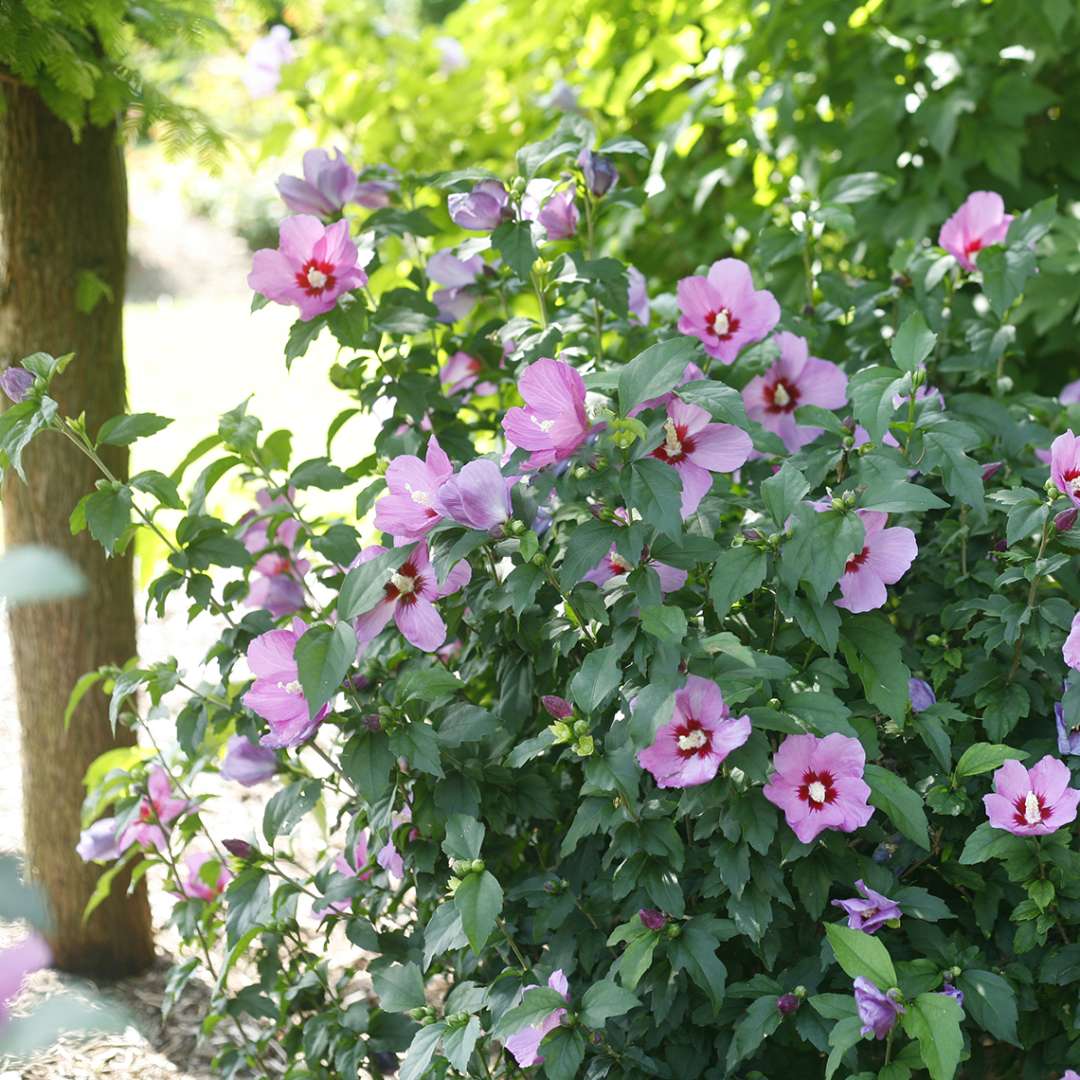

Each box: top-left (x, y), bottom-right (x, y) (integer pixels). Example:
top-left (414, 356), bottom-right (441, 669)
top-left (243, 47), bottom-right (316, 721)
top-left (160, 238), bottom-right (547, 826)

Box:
top-left (243, 619), bottom-right (331, 749)
top-left (1050, 430), bottom-right (1080, 507)
top-left (350, 542), bottom-right (471, 653)
top-left (248, 215), bottom-right (369, 321)
top-left (502, 358), bottom-right (591, 469)
top-left (504, 970), bottom-right (569, 1067)
top-left (834, 510), bottom-right (917, 613)
top-left (742, 332), bottom-right (848, 453)
top-left (938, 191), bottom-right (1013, 272)
top-left (1065, 612), bottom-right (1080, 670)
top-left (676, 258), bottom-right (780, 364)
top-left (241, 492), bottom-right (310, 618)
top-left (763, 733), bottom-right (875, 843)
top-left (313, 834), bottom-right (373, 917)
top-left (637, 675), bottom-right (751, 788)
top-left (650, 398), bottom-right (753, 517)
top-left (440, 351), bottom-right (496, 397)
top-left (0, 934), bottom-right (50, 1026)
top-left (120, 766), bottom-right (193, 851)
top-left (178, 852), bottom-right (232, 902)
top-left (374, 436), bottom-right (454, 542)
top-left (983, 756), bottom-right (1080, 837)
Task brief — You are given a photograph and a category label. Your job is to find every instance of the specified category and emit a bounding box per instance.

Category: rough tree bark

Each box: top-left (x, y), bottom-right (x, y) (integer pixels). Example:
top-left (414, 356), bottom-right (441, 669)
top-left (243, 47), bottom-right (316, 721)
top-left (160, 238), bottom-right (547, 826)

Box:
top-left (0, 83), bottom-right (154, 976)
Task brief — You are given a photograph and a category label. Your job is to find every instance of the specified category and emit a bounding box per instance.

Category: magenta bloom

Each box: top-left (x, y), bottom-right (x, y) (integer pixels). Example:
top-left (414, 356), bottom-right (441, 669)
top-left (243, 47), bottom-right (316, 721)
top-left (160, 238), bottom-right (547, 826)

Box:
top-left (179, 852), bottom-right (231, 902)
top-left (502, 358), bottom-right (591, 469)
top-left (375, 436), bottom-right (453, 542)
top-left (676, 258), bottom-right (780, 365)
top-left (430, 249), bottom-right (484, 324)
top-left (853, 977), bottom-right (904, 1040)
top-left (763, 733), bottom-right (875, 843)
top-left (0, 366), bottom-right (34, 403)
top-left (832, 879), bottom-right (901, 934)
top-left (435, 459), bottom-right (514, 532)
top-left (542, 695), bottom-right (573, 719)
top-left (983, 756), bottom-right (1080, 836)
top-left (248, 215), bottom-right (368, 321)
top-left (1063, 613), bottom-right (1080, 672)
top-left (120, 766), bottom-right (192, 851)
top-left (1050, 430), bottom-right (1080, 507)
top-left (908, 678), bottom-right (936, 713)
top-left (637, 676), bottom-right (751, 789)
top-left (742, 332), bottom-right (848, 452)
top-left (834, 510), bottom-right (917, 613)
top-left (277, 149), bottom-right (358, 219)
top-left (242, 25), bottom-right (294, 99)
top-left (440, 351), bottom-right (495, 397)
top-left (627, 266), bottom-right (650, 325)
top-left (221, 735), bottom-right (278, 786)
top-left (1061, 1071), bottom-right (1080, 1080)
top-left (639, 908), bottom-right (667, 930)
top-left (448, 180), bottom-right (510, 232)
top-left (650, 398), bottom-right (753, 517)
top-left (0, 934), bottom-right (50, 1026)
top-left (938, 191), bottom-right (1013, 272)
top-left (243, 619), bottom-right (331, 749)
top-left (351, 541), bottom-right (471, 654)
top-left (504, 970), bottom-right (569, 1067)
top-left (76, 817), bottom-right (122, 863)
top-left (537, 188), bottom-right (579, 241)
top-left (583, 544), bottom-right (686, 594)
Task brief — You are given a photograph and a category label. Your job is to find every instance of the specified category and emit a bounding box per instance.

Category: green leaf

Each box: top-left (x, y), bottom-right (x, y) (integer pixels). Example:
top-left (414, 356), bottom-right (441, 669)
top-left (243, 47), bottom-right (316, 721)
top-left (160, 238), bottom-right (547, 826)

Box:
top-left (84, 486), bottom-right (132, 555)
top-left (849, 365), bottom-right (902, 443)
top-left (539, 1027), bottom-right (585, 1080)
top-left (709, 546), bottom-right (767, 616)
top-left (839, 613), bottom-right (910, 724)
top-left (399, 1023), bottom-right (446, 1080)
top-left (372, 961), bottom-right (426, 1012)
top-left (443, 1015), bottom-right (481, 1072)
top-left (890, 312), bottom-right (937, 373)
top-left (903, 992), bottom-right (963, 1080)
top-left (558, 519), bottom-right (618, 588)
top-left (340, 732), bottom-right (394, 801)
top-left (726, 996), bottom-right (783, 1070)
top-left (622, 458), bottom-right (682, 539)
top-left (781, 504), bottom-right (863, 606)
top-left (761, 462), bottom-right (810, 526)
top-left (956, 969), bottom-right (1019, 1045)
top-left (824, 1016), bottom-right (864, 1080)
top-left (130, 470), bottom-right (183, 509)
top-left (492, 220), bottom-right (539, 280)
top-left (617, 337), bottom-right (701, 414)
top-left (262, 780), bottom-right (322, 843)
top-left (954, 742), bottom-right (1027, 777)
top-left (580, 980), bottom-right (641, 1028)
top-left (284, 313), bottom-right (328, 362)
top-left (958, 821), bottom-right (1019, 865)
top-left (338, 545), bottom-right (413, 619)
top-left (977, 245), bottom-right (1037, 318)
top-left (570, 645), bottom-right (621, 713)
top-left (640, 604), bottom-right (687, 642)
top-left (225, 869), bottom-right (271, 948)
top-left (860, 480), bottom-right (947, 513)
top-left (290, 456), bottom-right (352, 491)
top-left (442, 814), bottom-right (485, 861)
top-left (674, 379), bottom-right (748, 427)
top-left (454, 870), bottom-right (503, 952)
top-left (864, 764), bottom-right (930, 850)
top-left (824, 922), bottom-right (897, 989)
top-left (822, 171), bottom-right (890, 204)
top-left (97, 413), bottom-right (172, 447)
top-left (423, 903), bottom-right (469, 968)
top-left (493, 987), bottom-right (568, 1039)
top-left (293, 622), bottom-right (354, 718)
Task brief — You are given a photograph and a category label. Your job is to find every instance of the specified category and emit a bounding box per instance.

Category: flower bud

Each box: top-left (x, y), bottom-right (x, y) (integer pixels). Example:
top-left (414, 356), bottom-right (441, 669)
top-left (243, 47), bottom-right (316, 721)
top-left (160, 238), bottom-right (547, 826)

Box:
top-left (222, 838), bottom-right (254, 859)
top-left (776, 993), bottom-right (801, 1016)
top-left (541, 695), bottom-right (573, 719)
top-left (996, 375), bottom-right (1014, 395)
top-left (508, 519), bottom-right (526, 536)
top-left (469, 859), bottom-right (485, 874)
top-left (572, 466), bottom-right (590, 480)
top-left (572, 719), bottom-right (590, 736)
top-left (0, 366), bottom-right (34, 404)
top-left (578, 149), bottom-right (617, 197)
top-left (830, 497), bottom-right (846, 511)
top-left (1046, 479), bottom-right (1062, 498)
top-left (981, 460), bottom-right (1003, 482)
top-left (364, 713), bottom-right (382, 732)
top-left (573, 735), bottom-right (595, 756)
top-left (1056, 508), bottom-right (1078, 533)
top-left (510, 176), bottom-right (527, 197)
top-left (638, 908), bottom-right (667, 930)
top-left (531, 552), bottom-right (546, 567)
top-left (665, 923), bottom-right (682, 939)
top-left (842, 490), bottom-right (857, 507)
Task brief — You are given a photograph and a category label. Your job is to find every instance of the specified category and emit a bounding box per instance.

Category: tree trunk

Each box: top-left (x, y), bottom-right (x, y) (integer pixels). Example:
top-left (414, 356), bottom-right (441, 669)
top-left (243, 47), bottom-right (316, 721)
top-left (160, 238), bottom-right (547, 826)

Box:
top-left (0, 84), bottom-right (154, 977)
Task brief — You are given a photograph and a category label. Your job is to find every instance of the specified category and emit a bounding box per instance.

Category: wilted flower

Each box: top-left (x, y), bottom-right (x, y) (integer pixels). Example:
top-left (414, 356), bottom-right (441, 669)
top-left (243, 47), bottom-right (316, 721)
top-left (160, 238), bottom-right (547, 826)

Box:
top-left (908, 678), bottom-right (936, 713)
top-left (853, 977), bottom-right (904, 1039)
top-left (375, 436), bottom-right (453, 542)
top-left (0, 934), bottom-right (50, 1026)
top-left (637, 676), bottom-right (751, 789)
top-left (627, 266), bottom-right (650, 324)
top-left (763, 733), bottom-right (875, 843)
top-left (179, 852), bottom-right (231, 902)
top-left (578, 149), bottom-right (618, 197)
top-left (0, 366), bottom-right (34, 403)
top-left (448, 180), bottom-right (510, 232)
top-left (938, 191), bottom-right (1013, 272)
top-left (504, 970), bottom-right (569, 1067)
top-left (248, 215), bottom-right (369, 321)
top-left (832, 879), bottom-right (902, 934)
top-left (983, 756), bottom-right (1080, 837)
top-left (434, 459), bottom-right (514, 532)
top-left (834, 510), bottom-right (918, 614)
top-left (502, 358), bottom-right (591, 469)
top-left (676, 258), bottom-right (780, 364)
top-left (277, 149), bottom-right (358, 219)
top-left (76, 817), bottom-right (122, 863)
top-left (242, 25), bottom-right (294, 99)
top-left (221, 735), bottom-right (278, 787)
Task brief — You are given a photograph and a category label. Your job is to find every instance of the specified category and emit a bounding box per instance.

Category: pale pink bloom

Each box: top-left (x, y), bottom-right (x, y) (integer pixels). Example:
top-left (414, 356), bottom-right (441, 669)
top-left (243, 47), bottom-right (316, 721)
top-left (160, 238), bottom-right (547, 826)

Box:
top-left (983, 756), bottom-right (1080, 837)
top-left (440, 351), bottom-right (495, 397)
top-left (1062, 380), bottom-right (1080, 406)
top-left (434, 459), bottom-right (514, 532)
top-left (537, 189), bottom-right (579, 240)
top-left (853, 425), bottom-right (900, 450)
top-left (179, 852), bottom-right (231, 902)
top-left (241, 491), bottom-right (309, 618)
top-left (676, 258), bottom-right (780, 364)
top-left (504, 970), bottom-right (569, 1067)
top-left (763, 733), bottom-right (875, 843)
top-left (429, 249), bottom-right (484, 324)
top-left (637, 676), bottom-right (751, 788)
top-left (1050, 430), bottom-right (1080, 507)
top-left (834, 510), bottom-right (917, 613)
top-left (743, 332), bottom-right (848, 452)
top-left (120, 766), bottom-right (193, 851)
top-left (436, 36), bottom-right (467, 75)
top-left (76, 817), bottom-right (122, 862)
top-left (242, 25), bottom-right (294, 99)
top-left (938, 191), bottom-right (1013, 272)
top-left (374, 436), bottom-right (453, 542)
top-left (377, 806), bottom-right (413, 879)
top-left (0, 934), bottom-right (50, 1026)
top-left (248, 215), bottom-right (369, 321)
top-left (650, 398), bottom-right (753, 517)
top-left (628, 266), bottom-right (650, 324)
top-left (582, 513), bottom-right (687, 593)
top-left (502, 358), bottom-right (591, 469)
top-left (277, 148), bottom-right (358, 219)
top-left (351, 542), bottom-right (471, 654)
top-left (1064, 612), bottom-right (1080, 670)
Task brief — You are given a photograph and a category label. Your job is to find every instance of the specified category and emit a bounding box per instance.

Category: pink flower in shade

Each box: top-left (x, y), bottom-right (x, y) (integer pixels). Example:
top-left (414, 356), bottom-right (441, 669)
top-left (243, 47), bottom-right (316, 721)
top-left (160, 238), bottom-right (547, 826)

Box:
top-left (248, 215), bottom-right (369, 321)
top-left (637, 676), bottom-right (751, 789)
top-left (832, 879), bottom-right (902, 934)
top-left (537, 189), bottom-right (579, 240)
top-left (938, 191), bottom-right (1013, 272)
top-left (120, 766), bottom-right (193, 852)
top-left (221, 735), bottom-right (278, 787)
top-left (179, 852), bottom-right (231, 902)
top-left (434, 459), bottom-right (514, 532)
top-left (448, 180), bottom-right (510, 232)
top-left (243, 619), bottom-right (331, 749)
top-left (628, 266), bottom-right (650, 325)
top-left (1062, 380), bottom-right (1080, 406)
top-left (1050, 430), bottom-right (1080, 507)
top-left (763, 733), bottom-right (875, 844)
top-left (277, 149), bottom-right (359, 219)
top-left (241, 497), bottom-right (310, 618)
top-left (0, 934), bottom-right (50, 1026)
top-left (676, 258), bottom-right (780, 364)
top-left (429, 249), bottom-right (484, 324)
top-left (983, 756), bottom-right (1080, 837)
top-left (376, 807), bottom-right (414, 878)
top-left (834, 510), bottom-right (918, 614)
top-left (504, 970), bottom-right (569, 1067)
top-left (353, 166), bottom-right (398, 210)
top-left (650, 398), bottom-right (753, 518)
top-left (350, 542), bottom-right (471, 654)
top-left (502, 358), bottom-right (591, 469)
top-left (314, 835), bottom-right (373, 916)
top-left (440, 351), bottom-right (495, 397)
top-left (583, 544), bottom-right (687, 594)
top-left (374, 437), bottom-right (453, 542)
top-left (1065, 612), bottom-right (1080, 670)
top-left (742, 332), bottom-right (848, 453)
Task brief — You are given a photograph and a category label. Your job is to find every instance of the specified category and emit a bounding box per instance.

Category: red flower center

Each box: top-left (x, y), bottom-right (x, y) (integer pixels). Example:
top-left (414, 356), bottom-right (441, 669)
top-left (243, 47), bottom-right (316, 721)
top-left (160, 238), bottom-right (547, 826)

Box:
top-left (138, 799), bottom-right (155, 823)
top-left (296, 258), bottom-right (336, 297)
top-left (705, 307), bottom-right (739, 341)
top-left (1012, 789), bottom-right (1050, 828)
top-left (652, 422), bottom-right (696, 465)
top-left (798, 769), bottom-right (838, 811)
top-left (964, 238), bottom-right (983, 258)
top-left (1062, 467), bottom-right (1080, 495)
top-left (845, 546), bottom-right (870, 574)
top-left (264, 554), bottom-right (293, 577)
top-left (764, 378), bottom-right (800, 414)
top-left (385, 561), bottom-right (423, 606)
top-left (673, 718), bottom-right (712, 758)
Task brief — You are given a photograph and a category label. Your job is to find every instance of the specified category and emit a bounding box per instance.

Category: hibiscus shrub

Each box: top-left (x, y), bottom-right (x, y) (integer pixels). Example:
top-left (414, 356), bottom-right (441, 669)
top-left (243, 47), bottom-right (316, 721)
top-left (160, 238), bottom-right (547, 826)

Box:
top-left (7, 121), bottom-right (1080, 1079)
